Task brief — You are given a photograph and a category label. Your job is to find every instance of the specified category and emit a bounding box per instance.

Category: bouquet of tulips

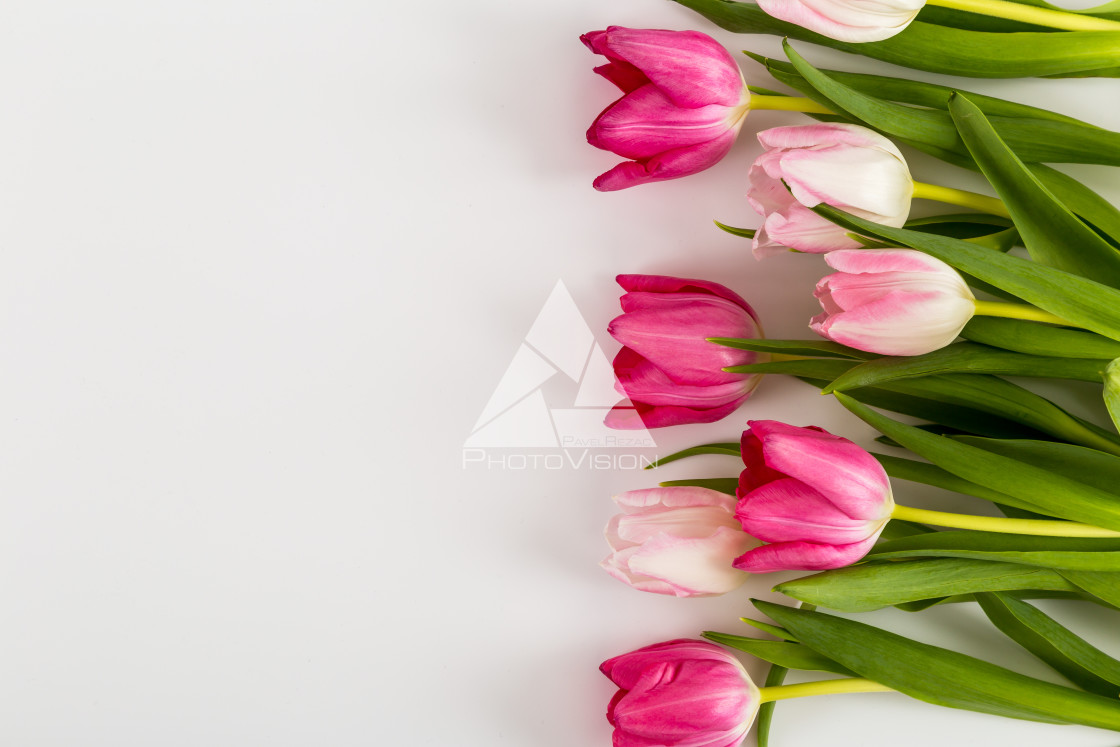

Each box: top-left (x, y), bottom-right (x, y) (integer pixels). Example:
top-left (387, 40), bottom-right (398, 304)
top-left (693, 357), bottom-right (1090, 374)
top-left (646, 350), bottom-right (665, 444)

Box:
top-left (579, 9), bottom-right (1120, 747)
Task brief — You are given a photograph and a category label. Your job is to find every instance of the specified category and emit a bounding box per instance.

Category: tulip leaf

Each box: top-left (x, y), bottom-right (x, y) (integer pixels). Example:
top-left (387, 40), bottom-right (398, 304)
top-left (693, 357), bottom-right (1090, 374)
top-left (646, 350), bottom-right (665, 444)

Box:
top-left (708, 337), bottom-right (873, 360)
top-left (1059, 571), bottom-right (1120, 608)
top-left (723, 359), bottom-right (857, 378)
top-left (867, 531), bottom-right (1120, 571)
top-left (948, 94), bottom-right (1120, 286)
top-left (673, 0), bottom-right (1120, 77)
top-left (781, 42), bottom-right (1120, 166)
top-left (704, 633), bottom-right (858, 677)
top-left (870, 453), bottom-right (1033, 509)
top-left (754, 601), bottom-right (1120, 730)
top-left (756, 661), bottom-right (787, 747)
top-left (812, 205), bottom-right (1120, 342)
top-left (1106, 359), bottom-right (1120, 434)
top-left (879, 519), bottom-right (935, 541)
top-left (976, 592), bottom-right (1120, 696)
top-left (952, 437), bottom-right (1120, 495)
top-left (1031, 165), bottom-right (1120, 248)
top-left (657, 478), bottom-right (740, 495)
top-left (834, 393), bottom-right (1120, 529)
top-left (773, 558), bottom-right (1079, 612)
top-left (738, 616), bottom-right (798, 642)
top-left (713, 220), bottom-right (755, 239)
top-left (961, 317), bottom-right (1120, 359)
top-left (643, 443), bottom-right (741, 469)
top-left (823, 344), bottom-right (1107, 393)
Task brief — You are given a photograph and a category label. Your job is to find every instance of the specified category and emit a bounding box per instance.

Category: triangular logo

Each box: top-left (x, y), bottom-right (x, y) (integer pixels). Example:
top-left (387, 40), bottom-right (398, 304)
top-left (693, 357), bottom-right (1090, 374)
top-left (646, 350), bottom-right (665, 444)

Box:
top-left (466, 280), bottom-right (655, 449)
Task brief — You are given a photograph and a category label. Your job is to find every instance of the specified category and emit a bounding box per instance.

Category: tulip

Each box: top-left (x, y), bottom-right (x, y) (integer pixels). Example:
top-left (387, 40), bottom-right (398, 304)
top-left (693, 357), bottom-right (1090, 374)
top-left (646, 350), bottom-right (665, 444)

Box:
top-left (747, 123), bottom-right (913, 257)
top-left (601, 639), bottom-right (760, 747)
top-left (756, 0), bottom-right (924, 42)
top-left (810, 248), bottom-right (976, 356)
top-left (582, 27), bottom-right (751, 191)
top-left (602, 487), bottom-right (760, 597)
top-left (733, 420), bottom-right (894, 572)
top-left (605, 274), bottom-right (765, 430)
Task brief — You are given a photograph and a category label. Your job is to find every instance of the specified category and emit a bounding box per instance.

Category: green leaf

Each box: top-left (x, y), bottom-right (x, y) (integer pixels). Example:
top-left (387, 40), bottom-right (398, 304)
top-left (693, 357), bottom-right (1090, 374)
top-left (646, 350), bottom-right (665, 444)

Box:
top-left (867, 531), bottom-right (1120, 571)
top-left (643, 443), bottom-right (740, 469)
top-left (1105, 359), bottom-right (1120, 434)
top-left (976, 593), bottom-right (1120, 696)
top-left (756, 661), bottom-right (787, 747)
top-left (948, 93), bottom-right (1120, 285)
top-left (1032, 165), bottom-right (1120, 248)
top-left (739, 616), bottom-right (797, 641)
top-left (773, 558), bottom-right (1078, 611)
top-left (812, 204), bottom-right (1120, 342)
top-left (879, 518), bottom-right (935, 540)
top-left (723, 359), bottom-right (857, 378)
top-left (703, 633), bottom-right (857, 676)
top-left (834, 393), bottom-right (1120, 528)
top-left (657, 478), bottom-right (739, 495)
top-left (755, 601), bottom-right (1120, 729)
top-left (707, 337), bottom-right (873, 359)
top-left (713, 220), bottom-right (755, 239)
top-left (824, 343), bottom-right (1106, 393)
top-left (871, 452), bottom-right (1035, 510)
top-left (1060, 570), bottom-right (1120, 608)
top-left (673, 0), bottom-right (1120, 77)
top-left (961, 317), bottom-right (1120, 359)
top-left (953, 437), bottom-right (1120, 495)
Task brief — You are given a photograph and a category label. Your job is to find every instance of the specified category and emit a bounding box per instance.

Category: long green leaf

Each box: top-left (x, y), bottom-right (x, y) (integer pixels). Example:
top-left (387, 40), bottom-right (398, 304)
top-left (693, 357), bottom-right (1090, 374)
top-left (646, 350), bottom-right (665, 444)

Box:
top-left (756, 661), bottom-right (786, 747)
top-left (755, 601), bottom-right (1120, 729)
top-left (824, 344), bottom-right (1106, 393)
top-left (976, 593), bottom-right (1120, 696)
top-left (673, 0), bottom-right (1120, 77)
top-left (1032, 165), bottom-right (1120, 247)
top-left (948, 93), bottom-right (1120, 285)
top-left (868, 531), bottom-right (1120, 571)
top-left (961, 317), bottom-right (1120, 359)
top-left (813, 204), bottom-right (1120, 341)
top-left (953, 437), bottom-right (1120, 495)
top-left (702, 633), bottom-right (857, 676)
top-left (643, 443), bottom-right (741, 469)
top-left (871, 453), bottom-right (1034, 509)
top-left (773, 558), bottom-right (1078, 611)
top-left (708, 337), bottom-right (872, 359)
top-left (834, 393), bottom-right (1120, 529)
top-left (1061, 571), bottom-right (1120, 607)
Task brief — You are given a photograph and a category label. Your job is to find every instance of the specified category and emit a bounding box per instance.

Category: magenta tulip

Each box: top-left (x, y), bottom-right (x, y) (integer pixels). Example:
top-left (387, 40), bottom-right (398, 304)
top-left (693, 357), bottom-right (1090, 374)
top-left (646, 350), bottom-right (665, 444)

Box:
top-left (602, 487), bottom-right (759, 597)
top-left (582, 27), bottom-right (751, 191)
top-left (605, 274), bottom-right (765, 430)
top-left (747, 123), bottom-right (913, 257)
top-left (601, 639), bottom-right (760, 747)
top-left (756, 0), bottom-right (925, 42)
top-left (810, 248), bottom-right (976, 355)
top-left (733, 420), bottom-right (894, 572)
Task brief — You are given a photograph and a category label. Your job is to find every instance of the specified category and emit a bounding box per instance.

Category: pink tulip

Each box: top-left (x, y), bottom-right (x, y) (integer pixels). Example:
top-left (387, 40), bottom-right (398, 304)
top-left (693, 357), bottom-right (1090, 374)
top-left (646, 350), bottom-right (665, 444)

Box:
top-left (582, 27), bottom-right (751, 191)
top-left (810, 248), bottom-right (976, 355)
top-left (605, 274), bottom-right (765, 430)
top-left (601, 639), bottom-right (760, 747)
top-left (756, 0), bottom-right (925, 42)
top-left (747, 123), bottom-right (913, 257)
top-left (602, 487), bottom-right (760, 597)
top-left (733, 420), bottom-right (894, 572)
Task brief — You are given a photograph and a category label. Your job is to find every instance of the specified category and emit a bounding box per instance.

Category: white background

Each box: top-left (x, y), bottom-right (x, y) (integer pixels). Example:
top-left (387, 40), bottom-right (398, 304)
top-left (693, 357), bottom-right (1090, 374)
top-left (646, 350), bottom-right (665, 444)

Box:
top-left (1, 1), bottom-right (1119, 745)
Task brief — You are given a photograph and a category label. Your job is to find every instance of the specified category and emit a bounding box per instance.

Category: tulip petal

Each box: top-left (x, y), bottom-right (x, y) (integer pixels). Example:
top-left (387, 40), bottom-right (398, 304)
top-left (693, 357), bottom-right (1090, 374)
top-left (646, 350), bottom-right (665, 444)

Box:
top-left (732, 535), bottom-right (880, 572)
top-left (736, 477), bottom-right (880, 545)
top-left (757, 122), bottom-right (904, 157)
top-left (617, 275), bottom-right (759, 320)
top-left (811, 290), bottom-right (976, 355)
top-left (755, 202), bottom-right (863, 255)
top-left (608, 397), bottom-right (751, 429)
top-left (777, 145), bottom-right (913, 218)
top-left (592, 60), bottom-right (650, 94)
top-left (823, 247), bottom-right (964, 276)
top-left (593, 129), bottom-right (739, 191)
top-left (610, 346), bottom-right (754, 401)
top-left (623, 528), bottom-right (756, 597)
top-left (755, 0), bottom-right (922, 43)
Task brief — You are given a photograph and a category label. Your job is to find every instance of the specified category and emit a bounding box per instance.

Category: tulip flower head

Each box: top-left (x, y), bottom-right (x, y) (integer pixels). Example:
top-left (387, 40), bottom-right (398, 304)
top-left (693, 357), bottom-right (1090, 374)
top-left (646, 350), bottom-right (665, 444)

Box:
top-left (733, 421), bottom-right (894, 572)
top-left (601, 639), bottom-right (760, 747)
top-left (602, 487), bottom-right (760, 597)
top-left (606, 274), bottom-right (765, 430)
top-left (811, 248), bottom-right (976, 355)
top-left (582, 27), bottom-right (751, 191)
top-left (757, 0), bottom-right (925, 42)
top-left (748, 123), bottom-right (913, 257)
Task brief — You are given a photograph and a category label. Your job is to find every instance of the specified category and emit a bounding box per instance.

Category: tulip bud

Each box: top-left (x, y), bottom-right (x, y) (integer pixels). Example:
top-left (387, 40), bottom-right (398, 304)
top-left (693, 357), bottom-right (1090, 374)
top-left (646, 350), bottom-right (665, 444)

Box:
top-left (602, 487), bottom-right (760, 597)
top-left (733, 420), bottom-right (894, 572)
top-left (810, 248), bottom-right (976, 355)
top-left (582, 27), bottom-right (751, 191)
top-left (605, 274), bottom-right (765, 429)
top-left (756, 0), bottom-right (925, 42)
top-left (601, 639), bottom-right (760, 747)
top-left (747, 123), bottom-right (913, 257)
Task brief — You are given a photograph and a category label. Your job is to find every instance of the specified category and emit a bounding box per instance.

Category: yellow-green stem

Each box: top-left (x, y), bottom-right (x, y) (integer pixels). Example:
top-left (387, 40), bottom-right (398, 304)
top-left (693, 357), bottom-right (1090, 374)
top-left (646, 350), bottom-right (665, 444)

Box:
top-left (759, 678), bottom-right (893, 703)
top-left (749, 94), bottom-right (835, 115)
top-left (911, 181), bottom-right (1010, 218)
top-left (927, 0), bottom-right (1120, 31)
top-left (891, 504), bottom-right (1120, 538)
top-left (972, 300), bottom-right (1070, 326)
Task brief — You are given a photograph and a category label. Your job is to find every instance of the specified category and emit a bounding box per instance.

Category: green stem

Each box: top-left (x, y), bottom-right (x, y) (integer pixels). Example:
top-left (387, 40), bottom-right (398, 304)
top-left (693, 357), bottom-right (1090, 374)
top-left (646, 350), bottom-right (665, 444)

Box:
top-left (911, 181), bottom-right (1010, 218)
top-left (926, 0), bottom-right (1120, 31)
top-left (758, 677), bottom-right (893, 703)
top-left (749, 94), bottom-right (835, 115)
top-left (972, 300), bottom-right (1070, 326)
top-left (892, 504), bottom-right (1120, 538)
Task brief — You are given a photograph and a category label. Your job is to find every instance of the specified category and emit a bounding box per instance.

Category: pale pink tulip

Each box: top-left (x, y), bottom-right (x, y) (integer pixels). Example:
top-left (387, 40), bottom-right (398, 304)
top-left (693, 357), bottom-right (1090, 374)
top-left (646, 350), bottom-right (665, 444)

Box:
top-left (601, 639), bottom-right (760, 747)
top-left (811, 248), bottom-right (976, 355)
top-left (748, 123), bottom-right (913, 257)
top-left (602, 487), bottom-right (760, 597)
top-left (582, 27), bottom-right (751, 191)
top-left (733, 421), bottom-right (894, 572)
top-left (606, 274), bottom-right (765, 429)
top-left (757, 0), bottom-right (925, 42)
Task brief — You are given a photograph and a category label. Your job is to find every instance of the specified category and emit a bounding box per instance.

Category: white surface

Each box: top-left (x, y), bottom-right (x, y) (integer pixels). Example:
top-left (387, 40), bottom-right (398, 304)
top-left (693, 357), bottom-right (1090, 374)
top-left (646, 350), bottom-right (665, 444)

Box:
top-left (0, 1), bottom-right (1118, 745)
